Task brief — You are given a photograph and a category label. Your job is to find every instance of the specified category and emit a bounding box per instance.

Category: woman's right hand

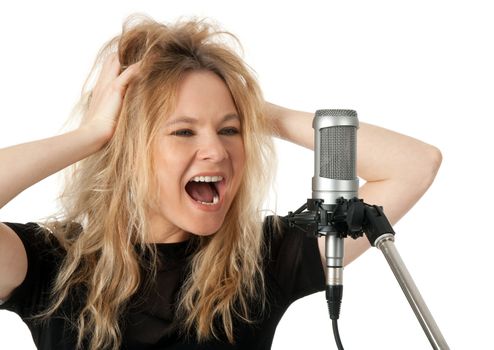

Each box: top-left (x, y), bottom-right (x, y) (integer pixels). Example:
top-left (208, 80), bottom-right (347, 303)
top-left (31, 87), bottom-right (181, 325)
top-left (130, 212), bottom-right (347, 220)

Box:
top-left (80, 53), bottom-right (141, 143)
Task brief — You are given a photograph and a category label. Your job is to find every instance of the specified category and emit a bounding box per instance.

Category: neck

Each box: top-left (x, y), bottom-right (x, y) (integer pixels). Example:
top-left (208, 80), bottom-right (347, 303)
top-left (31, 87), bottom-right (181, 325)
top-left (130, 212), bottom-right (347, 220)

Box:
top-left (147, 212), bottom-right (191, 243)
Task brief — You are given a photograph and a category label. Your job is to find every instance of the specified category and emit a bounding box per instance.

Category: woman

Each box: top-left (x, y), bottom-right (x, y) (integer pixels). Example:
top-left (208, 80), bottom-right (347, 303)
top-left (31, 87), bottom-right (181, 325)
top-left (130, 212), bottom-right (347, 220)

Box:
top-left (0, 15), bottom-right (442, 349)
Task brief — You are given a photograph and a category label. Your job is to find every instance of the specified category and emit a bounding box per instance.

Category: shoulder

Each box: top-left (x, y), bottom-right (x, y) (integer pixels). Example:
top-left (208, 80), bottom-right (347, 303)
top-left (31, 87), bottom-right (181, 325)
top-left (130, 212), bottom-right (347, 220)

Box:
top-left (4, 222), bottom-right (64, 258)
top-left (4, 221), bottom-right (46, 235)
top-left (262, 215), bottom-right (312, 258)
top-left (261, 215), bottom-right (325, 302)
top-left (261, 214), bottom-right (318, 273)
top-left (0, 222), bottom-right (65, 315)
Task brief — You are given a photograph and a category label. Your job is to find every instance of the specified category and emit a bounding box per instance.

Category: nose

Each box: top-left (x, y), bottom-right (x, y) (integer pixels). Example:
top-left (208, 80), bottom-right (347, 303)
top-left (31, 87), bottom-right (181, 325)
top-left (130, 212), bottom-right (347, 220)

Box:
top-left (196, 134), bottom-right (229, 162)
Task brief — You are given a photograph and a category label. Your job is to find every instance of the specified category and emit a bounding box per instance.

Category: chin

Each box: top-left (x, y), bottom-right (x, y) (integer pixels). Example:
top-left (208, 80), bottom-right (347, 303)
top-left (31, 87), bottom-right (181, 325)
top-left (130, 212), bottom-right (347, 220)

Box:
top-left (188, 227), bottom-right (221, 237)
top-left (184, 217), bottom-right (225, 236)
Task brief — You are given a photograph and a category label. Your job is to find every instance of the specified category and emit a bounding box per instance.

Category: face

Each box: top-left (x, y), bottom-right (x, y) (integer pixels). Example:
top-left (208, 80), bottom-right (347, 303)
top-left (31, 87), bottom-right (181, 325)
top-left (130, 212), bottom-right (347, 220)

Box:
top-left (149, 70), bottom-right (245, 243)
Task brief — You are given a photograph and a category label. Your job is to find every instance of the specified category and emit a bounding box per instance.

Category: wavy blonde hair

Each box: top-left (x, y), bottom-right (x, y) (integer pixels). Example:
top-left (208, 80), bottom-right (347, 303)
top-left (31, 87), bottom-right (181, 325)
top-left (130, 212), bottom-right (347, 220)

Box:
top-left (40, 15), bottom-right (276, 349)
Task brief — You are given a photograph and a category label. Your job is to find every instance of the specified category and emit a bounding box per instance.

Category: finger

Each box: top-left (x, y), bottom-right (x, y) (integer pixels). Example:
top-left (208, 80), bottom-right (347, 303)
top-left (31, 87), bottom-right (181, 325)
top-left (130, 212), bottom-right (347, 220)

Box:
top-left (96, 53), bottom-right (121, 89)
top-left (114, 61), bottom-right (141, 90)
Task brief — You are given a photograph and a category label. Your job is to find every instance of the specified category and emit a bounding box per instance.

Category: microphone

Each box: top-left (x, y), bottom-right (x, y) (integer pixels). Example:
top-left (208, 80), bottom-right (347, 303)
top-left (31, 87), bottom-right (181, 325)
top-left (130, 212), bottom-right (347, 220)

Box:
top-left (312, 109), bottom-right (359, 321)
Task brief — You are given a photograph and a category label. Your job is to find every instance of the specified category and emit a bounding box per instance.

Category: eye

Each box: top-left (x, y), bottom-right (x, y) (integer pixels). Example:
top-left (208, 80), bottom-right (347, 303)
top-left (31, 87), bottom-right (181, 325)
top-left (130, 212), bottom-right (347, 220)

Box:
top-left (219, 127), bottom-right (240, 136)
top-left (172, 129), bottom-right (194, 137)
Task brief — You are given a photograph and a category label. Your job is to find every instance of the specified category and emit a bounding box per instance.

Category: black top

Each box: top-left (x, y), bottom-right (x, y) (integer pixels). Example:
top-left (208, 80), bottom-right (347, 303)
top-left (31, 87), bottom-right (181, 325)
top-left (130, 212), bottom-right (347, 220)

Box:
top-left (1, 217), bottom-right (325, 349)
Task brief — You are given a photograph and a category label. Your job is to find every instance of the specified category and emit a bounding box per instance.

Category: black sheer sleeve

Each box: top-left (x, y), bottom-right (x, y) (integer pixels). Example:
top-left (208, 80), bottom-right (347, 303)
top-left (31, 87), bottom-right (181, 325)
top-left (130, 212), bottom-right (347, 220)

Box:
top-left (0, 222), bottom-right (62, 318)
top-left (263, 215), bottom-right (325, 305)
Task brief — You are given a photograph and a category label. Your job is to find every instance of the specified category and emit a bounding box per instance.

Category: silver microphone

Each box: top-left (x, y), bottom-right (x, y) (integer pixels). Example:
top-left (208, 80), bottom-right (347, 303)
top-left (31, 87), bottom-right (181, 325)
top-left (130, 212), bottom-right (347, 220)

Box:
top-left (312, 109), bottom-right (359, 319)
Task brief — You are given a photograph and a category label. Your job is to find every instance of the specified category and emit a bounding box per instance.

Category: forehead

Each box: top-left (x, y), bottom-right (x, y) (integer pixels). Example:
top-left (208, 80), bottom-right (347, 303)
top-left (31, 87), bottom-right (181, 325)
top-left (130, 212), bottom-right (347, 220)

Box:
top-left (164, 113), bottom-right (240, 128)
top-left (167, 70), bottom-right (238, 121)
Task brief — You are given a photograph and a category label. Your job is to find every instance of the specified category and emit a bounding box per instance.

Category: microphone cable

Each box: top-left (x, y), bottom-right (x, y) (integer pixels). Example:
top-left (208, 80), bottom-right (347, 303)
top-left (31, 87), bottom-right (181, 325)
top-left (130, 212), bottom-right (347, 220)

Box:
top-left (327, 284), bottom-right (344, 350)
top-left (332, 319), bottom-right (344, 350)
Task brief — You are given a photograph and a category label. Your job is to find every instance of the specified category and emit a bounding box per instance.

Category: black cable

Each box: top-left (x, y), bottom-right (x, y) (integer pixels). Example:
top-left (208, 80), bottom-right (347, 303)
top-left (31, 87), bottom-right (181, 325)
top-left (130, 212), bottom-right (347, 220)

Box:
top-left (332, 319), bottom-right (344, 350)
top-left (327, 285), bottom-right (344, 350)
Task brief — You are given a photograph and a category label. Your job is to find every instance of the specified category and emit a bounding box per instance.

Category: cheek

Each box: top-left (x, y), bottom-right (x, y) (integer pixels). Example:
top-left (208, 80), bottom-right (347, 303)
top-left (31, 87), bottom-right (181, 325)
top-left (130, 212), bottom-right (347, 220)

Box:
top-left (154, 146), bottom-right (187, 192)
top-left (232, 141), bottom-right (246, 181)
top-left (237, 152), bottom-right (246, 175)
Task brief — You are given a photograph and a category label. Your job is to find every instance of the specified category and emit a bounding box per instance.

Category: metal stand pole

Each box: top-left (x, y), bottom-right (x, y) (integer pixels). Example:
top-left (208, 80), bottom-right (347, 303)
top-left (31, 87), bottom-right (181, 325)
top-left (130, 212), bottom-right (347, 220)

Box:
top-left (286, 198), bottom-right (450, 349)
top-left (375, 234), bottom-right (450, 350)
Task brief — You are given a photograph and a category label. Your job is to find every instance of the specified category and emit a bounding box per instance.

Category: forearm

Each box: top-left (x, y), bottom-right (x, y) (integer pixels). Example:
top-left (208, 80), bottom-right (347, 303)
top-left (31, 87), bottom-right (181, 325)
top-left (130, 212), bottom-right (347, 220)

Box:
top-left (267, 102), bottom-right (442, 205)
top-left (267, 102), bottom-right (442, 264)
top-left (266, 102), bottom-right (314, 149)
top-left (0, 126), bottom-right (108, 209)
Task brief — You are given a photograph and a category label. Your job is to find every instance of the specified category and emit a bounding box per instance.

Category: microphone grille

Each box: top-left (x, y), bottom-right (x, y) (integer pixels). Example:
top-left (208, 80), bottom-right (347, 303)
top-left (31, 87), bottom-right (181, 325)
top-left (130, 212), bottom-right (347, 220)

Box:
top-left (315, 109), bottom-right (358, 118)
top-left (317, 109), bottom-right (357, 180)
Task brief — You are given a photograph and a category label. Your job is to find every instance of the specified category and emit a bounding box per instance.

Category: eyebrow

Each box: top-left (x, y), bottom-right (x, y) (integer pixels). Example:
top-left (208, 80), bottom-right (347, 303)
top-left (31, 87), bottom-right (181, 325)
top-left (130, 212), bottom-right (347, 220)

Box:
top-left (165, 113), bottom-right (240, 127)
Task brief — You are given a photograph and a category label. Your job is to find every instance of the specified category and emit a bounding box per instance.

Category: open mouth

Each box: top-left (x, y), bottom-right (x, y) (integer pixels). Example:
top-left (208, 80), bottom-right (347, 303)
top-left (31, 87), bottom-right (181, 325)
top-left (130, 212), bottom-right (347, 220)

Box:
top-left (185, 175), bottom-right (224, 206)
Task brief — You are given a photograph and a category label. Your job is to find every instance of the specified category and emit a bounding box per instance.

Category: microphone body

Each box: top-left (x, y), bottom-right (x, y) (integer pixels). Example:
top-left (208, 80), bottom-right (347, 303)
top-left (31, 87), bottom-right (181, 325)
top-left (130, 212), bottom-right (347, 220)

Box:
top-left (312, 109), bottom-right (359, 319)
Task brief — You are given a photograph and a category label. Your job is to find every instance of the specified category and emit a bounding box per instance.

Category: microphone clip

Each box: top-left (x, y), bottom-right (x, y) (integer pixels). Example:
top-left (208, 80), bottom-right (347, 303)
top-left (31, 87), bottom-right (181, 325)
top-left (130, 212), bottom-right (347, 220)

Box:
top-left (286, 197), bottom-right (395, 245)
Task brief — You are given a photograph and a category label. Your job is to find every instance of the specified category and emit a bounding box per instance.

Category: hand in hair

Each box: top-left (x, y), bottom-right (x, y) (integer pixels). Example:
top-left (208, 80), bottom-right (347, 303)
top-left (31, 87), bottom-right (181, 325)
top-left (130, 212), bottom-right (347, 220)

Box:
top-left (81, 53), bottom-right (141, 143)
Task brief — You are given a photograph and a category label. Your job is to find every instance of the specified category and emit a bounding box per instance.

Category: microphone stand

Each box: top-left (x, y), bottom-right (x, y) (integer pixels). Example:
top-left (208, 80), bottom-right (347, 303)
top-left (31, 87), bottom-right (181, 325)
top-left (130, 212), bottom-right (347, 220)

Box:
top-left (286, 198), bottom-right (450, 349)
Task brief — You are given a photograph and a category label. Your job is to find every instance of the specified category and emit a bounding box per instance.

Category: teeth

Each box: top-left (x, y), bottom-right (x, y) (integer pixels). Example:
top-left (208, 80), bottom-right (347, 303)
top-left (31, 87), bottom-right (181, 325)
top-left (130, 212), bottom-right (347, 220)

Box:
top-left (189, 176), bottom-right (222, 206)
top-left (191, 175), bottom-right (223, 183)
top-left (198, 194), bottom-right (219, 206)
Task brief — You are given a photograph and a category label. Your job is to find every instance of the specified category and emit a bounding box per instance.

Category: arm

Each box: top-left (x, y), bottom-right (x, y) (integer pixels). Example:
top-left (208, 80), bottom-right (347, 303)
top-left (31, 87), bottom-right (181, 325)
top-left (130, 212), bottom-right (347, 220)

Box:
top-left (265, 102), bottom-right (442, 266)
top-left (0, 54), bottom-right (140, 300)
top-left (0, 128), bottom-right (108, 300)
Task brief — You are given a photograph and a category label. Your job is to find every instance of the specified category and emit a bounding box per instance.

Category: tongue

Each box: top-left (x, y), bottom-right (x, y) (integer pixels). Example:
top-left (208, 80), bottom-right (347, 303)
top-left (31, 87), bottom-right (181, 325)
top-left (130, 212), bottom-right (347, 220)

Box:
top-left (186, 182), bottom-right (215, 203)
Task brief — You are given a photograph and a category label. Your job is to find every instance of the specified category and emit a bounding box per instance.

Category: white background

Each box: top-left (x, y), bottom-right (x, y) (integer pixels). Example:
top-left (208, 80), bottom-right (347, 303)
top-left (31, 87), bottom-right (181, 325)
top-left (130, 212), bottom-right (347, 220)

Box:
top-left (0, 1), bottom-right (492, 349)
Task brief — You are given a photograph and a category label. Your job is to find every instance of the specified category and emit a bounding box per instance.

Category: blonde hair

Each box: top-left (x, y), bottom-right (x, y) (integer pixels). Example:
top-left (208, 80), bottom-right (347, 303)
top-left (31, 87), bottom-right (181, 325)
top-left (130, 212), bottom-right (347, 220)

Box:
top-left (40, 14), bottom-right (276, 349)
